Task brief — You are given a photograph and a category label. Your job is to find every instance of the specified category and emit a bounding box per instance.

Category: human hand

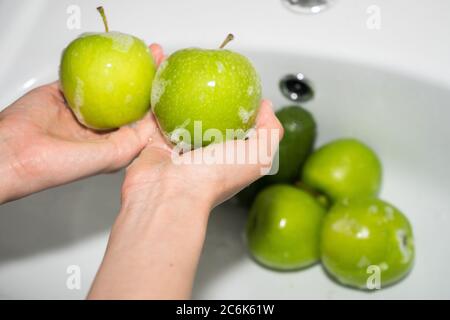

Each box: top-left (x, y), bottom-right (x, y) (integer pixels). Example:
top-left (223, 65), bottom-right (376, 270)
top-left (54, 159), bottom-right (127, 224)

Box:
top-left (89, 97), bottom-right (283, 299)
top-left (0, 44), bottom-right (165, 204)
top-left (120, 99), bottom-right (284, 211)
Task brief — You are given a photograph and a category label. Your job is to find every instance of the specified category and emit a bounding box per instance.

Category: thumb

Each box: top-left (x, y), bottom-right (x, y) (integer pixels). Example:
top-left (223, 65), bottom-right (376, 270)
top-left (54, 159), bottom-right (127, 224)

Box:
top-left (192, 99), bottom-right (283, 203)
top-left (100, 113), bottom-right (156, 172)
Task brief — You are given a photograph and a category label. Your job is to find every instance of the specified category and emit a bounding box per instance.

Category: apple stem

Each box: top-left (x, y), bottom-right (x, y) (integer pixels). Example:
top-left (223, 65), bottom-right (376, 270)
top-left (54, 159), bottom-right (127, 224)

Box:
top-left (96, 6), bottom-right (109, 32)
top-left (219, 34), bottom-right (234, 49)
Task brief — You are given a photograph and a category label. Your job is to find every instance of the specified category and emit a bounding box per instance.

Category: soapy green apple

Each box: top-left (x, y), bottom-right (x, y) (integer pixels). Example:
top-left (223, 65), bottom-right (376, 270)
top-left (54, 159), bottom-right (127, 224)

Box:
top-left (321, 197), bottom-right (415, 289)
top-left (60, 7), bottom-right (156, 130)
top-left (302, 138), bottom-right (382, 201)
top-left (151, 34), bottom-right (261, 147)
top-left (246, 185), bottom-right (326, 270)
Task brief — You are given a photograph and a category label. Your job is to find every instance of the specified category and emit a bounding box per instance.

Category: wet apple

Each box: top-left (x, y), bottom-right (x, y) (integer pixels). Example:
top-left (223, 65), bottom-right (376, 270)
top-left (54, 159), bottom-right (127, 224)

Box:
top-left (302, 138), bottom-right (382, 201)
top-left (321, 197), bottom-right (415, 289)
top-left (151, 35), bottom-right (261, 147)
top-left (246, 185), bottom-right (326, 270)
top-left (60, 7), bottom-right (156, 129)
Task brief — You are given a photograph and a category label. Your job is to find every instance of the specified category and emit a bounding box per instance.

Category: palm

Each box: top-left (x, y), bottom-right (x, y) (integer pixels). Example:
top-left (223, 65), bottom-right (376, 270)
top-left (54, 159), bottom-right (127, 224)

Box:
top-left (0, 82), bottom-right (153, 197)
top-left (122, 100), bottom-right (282, 207)
top-left (4, 83), bottom-right (114, 141)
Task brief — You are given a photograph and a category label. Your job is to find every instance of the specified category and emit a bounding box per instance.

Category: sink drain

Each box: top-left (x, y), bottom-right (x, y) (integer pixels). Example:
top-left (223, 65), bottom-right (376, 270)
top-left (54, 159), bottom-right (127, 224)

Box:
top-left (281, 0), bottom-right (336, 14)
top-left (279, 74), bottom-right (314, 103)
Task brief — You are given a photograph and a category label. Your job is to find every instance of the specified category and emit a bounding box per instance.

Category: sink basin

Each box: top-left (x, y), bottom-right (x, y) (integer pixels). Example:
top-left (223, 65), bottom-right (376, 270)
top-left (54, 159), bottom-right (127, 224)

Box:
top-left (0, 0), bottom-right (449, 299)
top-left (195, 53), bottom-right (450, 299)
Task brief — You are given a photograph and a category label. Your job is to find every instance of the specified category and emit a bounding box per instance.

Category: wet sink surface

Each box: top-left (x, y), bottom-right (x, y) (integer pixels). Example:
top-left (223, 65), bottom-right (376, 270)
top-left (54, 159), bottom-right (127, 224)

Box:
top-left (0, 0), bottom-right (449, 299)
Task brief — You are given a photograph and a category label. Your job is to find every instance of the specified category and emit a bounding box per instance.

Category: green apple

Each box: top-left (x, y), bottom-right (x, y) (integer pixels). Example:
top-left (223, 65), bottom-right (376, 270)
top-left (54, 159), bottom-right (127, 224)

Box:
top-left (236, 105), bottom-right (316, 208)
top-left (265, 105), bottom-right (316, 184)
top-left (321, 197), bottom-right (415, 289)
top-left (151, 34), bottom-right (261, 147)
top-left (60, 7), bottom-right (156, 130)
top-left (302, 138), bottom-right (382, 201)
top-left (246, 185), bottom-right (326, 270)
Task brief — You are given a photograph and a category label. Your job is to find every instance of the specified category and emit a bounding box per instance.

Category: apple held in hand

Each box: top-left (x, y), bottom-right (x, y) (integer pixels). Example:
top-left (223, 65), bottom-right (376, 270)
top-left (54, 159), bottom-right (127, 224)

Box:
top-left (151, 34), bottom-right (262, 147)
top-left (60, 7), bottom-right (156, 130)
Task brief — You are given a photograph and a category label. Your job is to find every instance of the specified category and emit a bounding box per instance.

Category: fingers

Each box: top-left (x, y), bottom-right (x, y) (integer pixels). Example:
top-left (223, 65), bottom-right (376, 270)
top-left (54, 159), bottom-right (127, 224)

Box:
top-left (255, 99), bottom-right (284, 138)
top-left (226, 99), bottom-right (283, 190)
top-left (251, 99), bottom-right (284, 176)
top-left (101, 114), bottom-right (157, 171)
top-left (149, 43), bottom-right (165, 66)
top-left (184, 99), bottom-right (283, 205)
top-left (47, 81), bottom-right (61, 90)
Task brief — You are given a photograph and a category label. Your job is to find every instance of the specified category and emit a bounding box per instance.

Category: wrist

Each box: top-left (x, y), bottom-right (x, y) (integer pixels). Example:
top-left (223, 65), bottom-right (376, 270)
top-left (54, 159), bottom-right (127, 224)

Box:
top-left (120, 165), bottom-right (216, 216)
top-left (115, 171), bottom-right (214, 235)
top-left (90, 171), bottom-right (212, 299)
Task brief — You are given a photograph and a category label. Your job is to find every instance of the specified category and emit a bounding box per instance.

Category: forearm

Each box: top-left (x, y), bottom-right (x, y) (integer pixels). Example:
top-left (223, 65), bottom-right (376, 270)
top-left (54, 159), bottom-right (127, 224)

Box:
top-left (0, 121), bottom-right (44, 204)
top-left (88, 184), bottom-right (212, 299)
top-left (0, 125), bottom-right (22, 204)
top-left (0, 158), bottom-right (14, 205)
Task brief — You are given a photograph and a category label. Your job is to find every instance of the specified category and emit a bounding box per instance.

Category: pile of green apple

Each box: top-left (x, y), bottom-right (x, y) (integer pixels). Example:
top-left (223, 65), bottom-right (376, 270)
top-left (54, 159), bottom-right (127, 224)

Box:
top-left (243, 106), bottom-right (415, 290)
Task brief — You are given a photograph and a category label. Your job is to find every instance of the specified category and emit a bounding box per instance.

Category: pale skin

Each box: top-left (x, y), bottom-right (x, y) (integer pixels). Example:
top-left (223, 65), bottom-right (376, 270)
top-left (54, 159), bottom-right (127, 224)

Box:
top-left (0, 44), bottom-right (283, 299)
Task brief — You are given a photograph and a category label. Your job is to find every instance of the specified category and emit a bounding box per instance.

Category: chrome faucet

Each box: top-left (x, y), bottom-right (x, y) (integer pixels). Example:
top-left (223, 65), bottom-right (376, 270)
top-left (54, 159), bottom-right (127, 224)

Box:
top-left (282, 0), bottom-right (335, 14)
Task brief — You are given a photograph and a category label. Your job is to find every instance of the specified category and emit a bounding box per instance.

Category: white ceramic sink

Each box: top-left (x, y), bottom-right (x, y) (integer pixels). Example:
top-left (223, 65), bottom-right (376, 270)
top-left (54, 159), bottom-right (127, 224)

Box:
top-left (0, 0), bottom-right (449, 299)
